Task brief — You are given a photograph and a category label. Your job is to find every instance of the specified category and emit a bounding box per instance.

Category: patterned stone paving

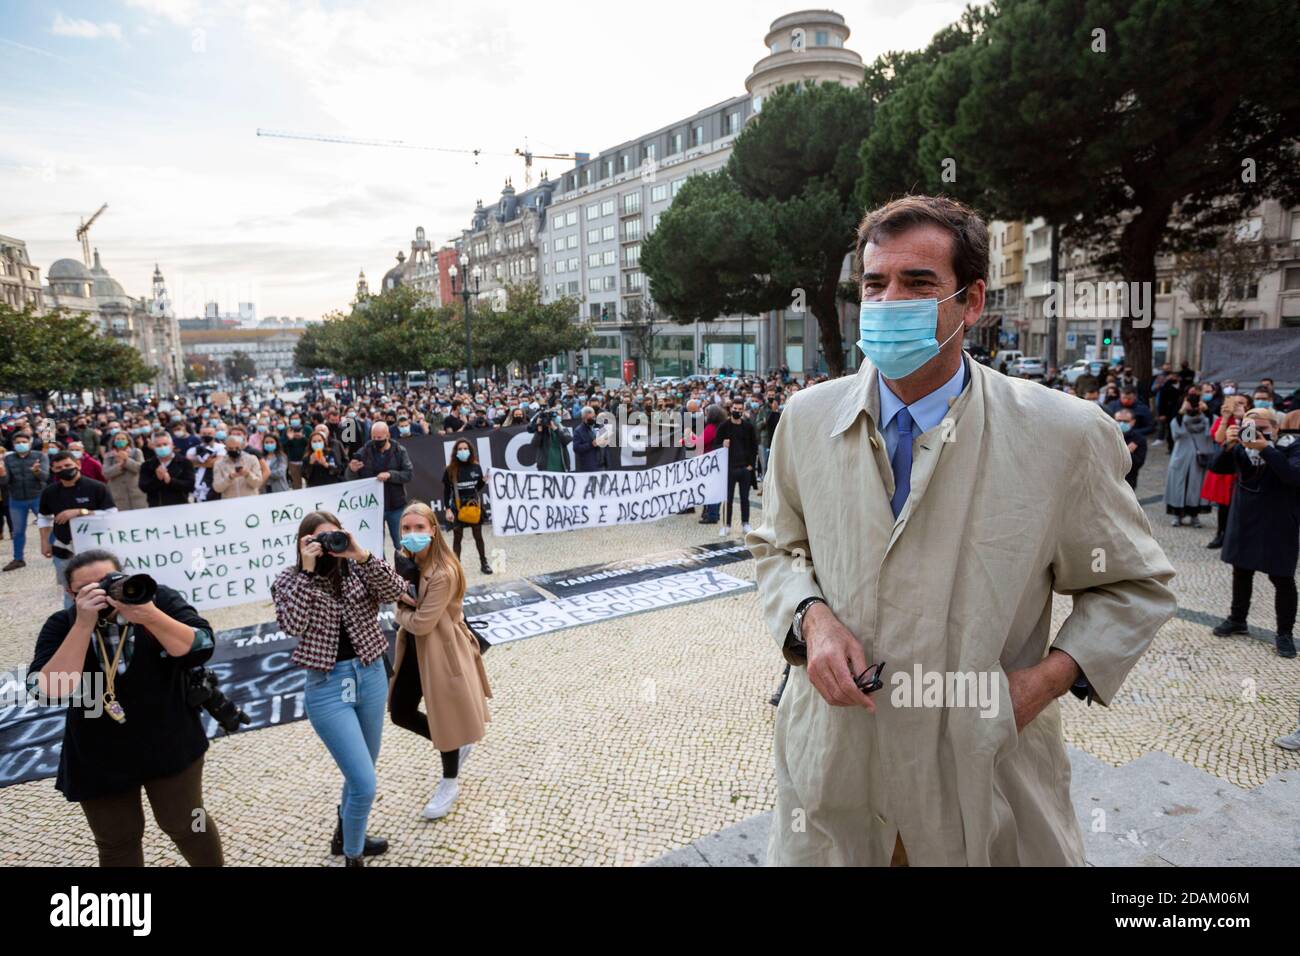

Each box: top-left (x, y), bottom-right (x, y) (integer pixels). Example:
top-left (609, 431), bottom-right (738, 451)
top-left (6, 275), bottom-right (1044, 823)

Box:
top-left (0, 449), bottom-right (1294, 866)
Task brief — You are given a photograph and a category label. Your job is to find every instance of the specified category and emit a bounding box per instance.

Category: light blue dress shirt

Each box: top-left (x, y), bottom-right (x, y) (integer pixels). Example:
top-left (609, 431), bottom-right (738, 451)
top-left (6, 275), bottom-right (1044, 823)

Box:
top-left (877, 359), bottom-right (969, 461)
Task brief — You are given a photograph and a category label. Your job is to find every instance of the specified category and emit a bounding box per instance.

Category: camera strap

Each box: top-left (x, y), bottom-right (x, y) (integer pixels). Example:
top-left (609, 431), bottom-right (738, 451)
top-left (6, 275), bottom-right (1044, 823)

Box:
top-left (93, 620), bottom-right (133, 724)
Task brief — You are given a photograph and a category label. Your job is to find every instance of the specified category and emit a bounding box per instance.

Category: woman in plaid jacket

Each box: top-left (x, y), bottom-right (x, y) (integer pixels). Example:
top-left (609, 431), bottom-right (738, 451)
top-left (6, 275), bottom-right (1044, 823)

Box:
top-left (271, 510), bottom-right (407, 867)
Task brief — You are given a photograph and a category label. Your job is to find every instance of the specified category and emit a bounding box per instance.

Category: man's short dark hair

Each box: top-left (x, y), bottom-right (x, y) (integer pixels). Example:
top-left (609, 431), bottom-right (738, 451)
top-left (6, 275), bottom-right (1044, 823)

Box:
top-left (1121, 387), bottom-right (1138, 396)
top-left (65, 548), bottom-right (121, 584)
top-left (49, 450), bottom-right (74, 466)
top-left (853, 194), bottom-right (989, 300)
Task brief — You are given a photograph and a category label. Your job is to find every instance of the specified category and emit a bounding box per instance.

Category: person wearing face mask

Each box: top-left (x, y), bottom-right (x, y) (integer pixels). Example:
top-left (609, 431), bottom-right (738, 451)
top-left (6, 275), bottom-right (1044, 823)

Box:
top-left (389, 502), bottom-right (492, 820)
top-left (303, 427), bottom-right (344, 488)
top-left (749, 195), bottom-right (1176, 867)
top-left (1201, 393), bottom-right (1247, 549)
top-left (1208, 407), bottom-right (1300, 658)
top-left (212, 427), bottom-right (264, 499)
top-left (1114, 408), bottom-right (1148, 489)
top-left (272, 512), bottom-right (408, 867)
top-left (1, 430), bottom-right (50, 571)
top-left (187, 425), bottom-right (224, 504)
top-left (716, 399), bottom-right (758, 537)
top-left (1164, 389), bottom-right (1215, 526)
top-left (572, 406), bottom-right (603, 473)
top-left (62, 439), bottom-right (105, 484)
top-left (101, 429), bottom-right (148, 511)
top-left (442, 439), bottom-right (491, 573)
top-left (261, 433), bottom-right (290, 493)
top-left (347, 422), bottom-right (413, 552)
top-left (282, 415), bottom-right (308, 489)
top-left (38, 451), bottom-right (117, 608)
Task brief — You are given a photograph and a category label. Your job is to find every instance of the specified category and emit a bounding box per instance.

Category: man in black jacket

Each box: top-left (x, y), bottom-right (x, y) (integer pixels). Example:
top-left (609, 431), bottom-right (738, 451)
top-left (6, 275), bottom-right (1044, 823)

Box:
top-left (1115, 408), bottom-right (1147, 490)
top-left (139, 431), bottom-right (196, 508)
top-left (572, 406), bottom-right (602, 472)
top-left (347, 421), bottom-right (413, 551)
top-left (716, 398), bottom-right (758, 535)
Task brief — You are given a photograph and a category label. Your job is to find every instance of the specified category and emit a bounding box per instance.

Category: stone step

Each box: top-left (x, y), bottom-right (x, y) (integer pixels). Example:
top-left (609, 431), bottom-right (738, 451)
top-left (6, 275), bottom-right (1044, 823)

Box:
top-left (647, 811), bottom-right (771, 867)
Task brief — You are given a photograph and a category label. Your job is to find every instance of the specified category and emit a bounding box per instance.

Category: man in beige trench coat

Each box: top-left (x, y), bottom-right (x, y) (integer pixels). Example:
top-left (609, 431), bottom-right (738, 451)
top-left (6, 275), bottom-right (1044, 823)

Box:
top-left (748, 196), bottom-right (1176, 866)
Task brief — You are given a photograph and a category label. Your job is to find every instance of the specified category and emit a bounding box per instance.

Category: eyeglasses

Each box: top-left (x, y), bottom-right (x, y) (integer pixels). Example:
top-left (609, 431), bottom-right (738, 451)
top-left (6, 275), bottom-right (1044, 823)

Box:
top-left (853, 662), bottom-right (886, 695)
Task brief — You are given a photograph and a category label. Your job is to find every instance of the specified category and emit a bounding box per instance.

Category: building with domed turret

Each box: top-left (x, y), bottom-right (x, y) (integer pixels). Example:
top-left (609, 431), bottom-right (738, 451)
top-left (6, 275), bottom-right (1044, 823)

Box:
top-left (42, 249), bottom-right (185, 394)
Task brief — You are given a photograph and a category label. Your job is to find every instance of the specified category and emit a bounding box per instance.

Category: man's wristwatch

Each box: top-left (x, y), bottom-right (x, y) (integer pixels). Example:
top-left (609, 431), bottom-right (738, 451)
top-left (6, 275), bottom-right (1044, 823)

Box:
top-left (79, 508), bottom-right (89, 517)
top-left (784, 596), bottom-right (828, 666)
top-left (792, 596), bottom-right (827, 643)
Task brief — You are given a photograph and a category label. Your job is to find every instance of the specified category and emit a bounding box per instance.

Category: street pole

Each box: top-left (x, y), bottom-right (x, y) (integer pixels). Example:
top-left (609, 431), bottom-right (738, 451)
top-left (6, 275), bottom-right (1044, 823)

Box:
top-left (464, 285), bottom-right (473, 398)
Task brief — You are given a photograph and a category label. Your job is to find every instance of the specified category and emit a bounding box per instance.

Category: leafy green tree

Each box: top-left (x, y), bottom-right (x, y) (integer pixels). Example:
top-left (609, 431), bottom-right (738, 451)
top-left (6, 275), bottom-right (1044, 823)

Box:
top-left (0, 305), bottom-right (150, 402)
top-left (861, 0), bottom-right (1300, 391)
top-left (643, 82), bottom-right (875, 377)
top-left (223, 350), bottom-right (257, 382)
top-left (473, 282), bottom-right (588, 380)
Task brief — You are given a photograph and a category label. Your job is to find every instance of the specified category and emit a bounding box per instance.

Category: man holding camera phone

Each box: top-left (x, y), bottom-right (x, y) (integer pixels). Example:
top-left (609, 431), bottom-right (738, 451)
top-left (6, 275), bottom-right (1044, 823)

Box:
top-left (212, 426), bottom-right (263, 498)
top-left (27, 549), bottom-right (224, 867)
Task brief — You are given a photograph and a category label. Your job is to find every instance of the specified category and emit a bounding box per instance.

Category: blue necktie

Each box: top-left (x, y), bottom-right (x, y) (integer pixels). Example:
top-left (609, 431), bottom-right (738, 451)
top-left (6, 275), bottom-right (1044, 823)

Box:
top-left (890, 407), bottom-right (914, 518)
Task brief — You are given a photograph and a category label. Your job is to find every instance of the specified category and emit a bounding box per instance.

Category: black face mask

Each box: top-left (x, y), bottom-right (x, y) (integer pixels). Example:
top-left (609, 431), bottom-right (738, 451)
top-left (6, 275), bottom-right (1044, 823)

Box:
top-left (314, 553), bottom-right (340, 577)
top-left (56, 468), bottom-right (79, 482)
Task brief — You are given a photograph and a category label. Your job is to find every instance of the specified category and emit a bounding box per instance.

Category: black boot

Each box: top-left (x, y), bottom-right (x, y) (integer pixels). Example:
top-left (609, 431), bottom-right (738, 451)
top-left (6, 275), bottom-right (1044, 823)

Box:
top-left (1211, 618), bottom-right (1249, 637)
top-left (344, 854), bottom-right (365, 868)
top-left (1205, 534), bottom-right (1223, 549)
top-left (480, 559), bottom-right (493, 574)
top-left (1277, 633), bottom-right (1297, 659)
top-left (331, 807), bottom-right (389, 857)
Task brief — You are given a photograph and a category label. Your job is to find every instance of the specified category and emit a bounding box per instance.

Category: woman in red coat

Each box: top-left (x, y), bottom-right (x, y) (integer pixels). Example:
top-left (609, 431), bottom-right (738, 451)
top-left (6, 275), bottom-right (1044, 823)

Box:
top-left (1202, 394), bottom-right (1247, 548)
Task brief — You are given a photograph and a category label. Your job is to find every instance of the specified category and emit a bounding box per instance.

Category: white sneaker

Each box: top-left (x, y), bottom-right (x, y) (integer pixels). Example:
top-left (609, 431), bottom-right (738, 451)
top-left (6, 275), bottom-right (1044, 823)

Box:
top-left (1275, 728), bottom-right (1300, 751)
top-left (742, 523), bottom-right (752, 534)
top-left (420, 777), bottom-right (460, 820)
top-left (718, 524), bottom-right (729, 538)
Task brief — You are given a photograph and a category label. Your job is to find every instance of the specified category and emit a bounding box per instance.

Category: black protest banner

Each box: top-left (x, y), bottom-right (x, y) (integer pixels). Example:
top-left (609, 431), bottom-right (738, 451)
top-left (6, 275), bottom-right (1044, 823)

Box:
top-left (402, 422), bottom-right (688, 512)
top-left (0, 579), bottom-right (548, 789)
top-left (526, 541), bottom-right (752, 598)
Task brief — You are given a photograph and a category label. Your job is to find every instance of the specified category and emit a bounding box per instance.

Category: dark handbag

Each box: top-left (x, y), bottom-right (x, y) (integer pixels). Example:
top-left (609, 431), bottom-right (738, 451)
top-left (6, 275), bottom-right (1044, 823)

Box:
top-left (465, 618), bottom-right (491, 655)
top-left (1196, 450), bottom-right (1215, 468)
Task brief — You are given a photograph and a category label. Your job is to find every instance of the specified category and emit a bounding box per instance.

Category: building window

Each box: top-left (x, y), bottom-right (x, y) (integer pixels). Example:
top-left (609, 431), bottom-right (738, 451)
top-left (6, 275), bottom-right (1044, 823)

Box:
top-left (651, 213), bottom-right (662, 231)
top-left (556, 260), bottom-right (567, 274)
top-left (602, 225), bottom-right (616, 241)
top-left (668, 132), bottom-right (682, 155)
top-left (603, 275), bottom-right (617, 291)
top-left (689, 125), bottom-right (704, 147)
top-left (625, 271), bottom-right (643, 292)
top-left (1291, 211), bottom-right (1300, 241)
top-left (566, 211), bottom-right (578, 226)
top-left (622, 192), bottom-right (641, 214)
top-left (601, 199), bottom-right (615, 216)
top-left (753, 95), bottom-right (763, 112)
top-left (815, 30), bottom-right (828, 45)
top-left (725, 111), bottom-right (740, 135)
top-left (567, 257), bottom-right (579, 272)
top-left (586, 203), bottom-right (599, 220)
top-left (624, 244), bottom-right (641, 267)
top-left (589, 278), bottom-right (602, 293)
top-left (587, 229), bottom-right (600, 244)
top-left (568, 235), bottom-right (580, 250)
top-left (624, 219), bottom-right (642, 241)
top-left (528, 255), bottom-right (535, 273)
top-left (643, 143), bottom-right (657, 163)
top-left (619, 154), bottom-right (631, 173)
top-left (603, 159), bottom-right (614, 178)
top-left (603, 250), bottom-right (617, 266)
top-left (651, 184), bottom-right (668, 202)
top-left (588, 252), bottom-right (601, 268)
top-left (671, 177), bottom-right (686, 197)
top-left (568, 280), bottom-right (579, 294)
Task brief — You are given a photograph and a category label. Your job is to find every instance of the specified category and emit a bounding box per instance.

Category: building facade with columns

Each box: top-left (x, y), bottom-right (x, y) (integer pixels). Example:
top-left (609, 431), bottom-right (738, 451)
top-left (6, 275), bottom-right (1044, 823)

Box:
top-left (0, 235), bottom-right (44, 312)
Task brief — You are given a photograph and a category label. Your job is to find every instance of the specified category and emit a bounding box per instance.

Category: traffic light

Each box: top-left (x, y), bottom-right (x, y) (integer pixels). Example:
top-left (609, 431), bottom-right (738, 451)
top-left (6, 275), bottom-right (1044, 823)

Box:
top-left (1101, 328), bottom-right (1113, 346)
top-left (542, 360), bottom-right (550, 373)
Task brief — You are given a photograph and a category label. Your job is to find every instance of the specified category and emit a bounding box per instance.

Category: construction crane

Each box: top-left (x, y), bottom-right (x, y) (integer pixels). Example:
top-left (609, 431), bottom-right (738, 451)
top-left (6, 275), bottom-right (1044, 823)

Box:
top-left (77, 203), bottom-right (108, 267)
top-left (256, 128), bottom-right (578, 188)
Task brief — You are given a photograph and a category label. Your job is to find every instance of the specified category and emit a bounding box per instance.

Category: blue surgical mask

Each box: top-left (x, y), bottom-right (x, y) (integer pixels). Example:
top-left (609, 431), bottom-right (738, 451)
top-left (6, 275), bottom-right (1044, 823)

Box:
top-left (1119, 422), bottom-right (1132, 433)
top-left (157, 445), bottom-right (174, 457)
top-left (13, 442), bottom-right (30, 453)
top-left (1255, 400), bottom-right (1273, 410)
top-left (215, 430), bottom-right (227, 440)
top-left (857, 287), bottom-right (967, 380)
top-left (400, 533), bottom-right (432, 554)
top-left (456, 449), bottom-right (471, 462)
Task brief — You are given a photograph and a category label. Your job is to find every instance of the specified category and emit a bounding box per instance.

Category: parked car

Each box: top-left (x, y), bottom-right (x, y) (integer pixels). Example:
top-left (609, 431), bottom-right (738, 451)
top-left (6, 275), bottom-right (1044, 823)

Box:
top-left (1063, 358), bottom-right (1107, 385)
top-left (993, 350), bottom-right (1024, 369)
top-left (1010, 357), bottom-right (1046, 379)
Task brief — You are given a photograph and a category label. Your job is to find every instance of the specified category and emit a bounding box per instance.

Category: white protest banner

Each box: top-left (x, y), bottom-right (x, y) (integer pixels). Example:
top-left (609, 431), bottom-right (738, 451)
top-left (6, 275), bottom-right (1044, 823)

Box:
top-left (70, 479), bottom-right (385, 611)
top-left (472, 568), bottom-right (754, 646)
top-left (488, 447), bottom-right (728, 536)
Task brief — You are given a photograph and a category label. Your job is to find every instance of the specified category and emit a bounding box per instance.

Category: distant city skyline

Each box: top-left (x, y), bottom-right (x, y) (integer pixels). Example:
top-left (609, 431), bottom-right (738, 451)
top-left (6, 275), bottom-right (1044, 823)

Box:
top-left (1, 0), bottom-right (968, 319)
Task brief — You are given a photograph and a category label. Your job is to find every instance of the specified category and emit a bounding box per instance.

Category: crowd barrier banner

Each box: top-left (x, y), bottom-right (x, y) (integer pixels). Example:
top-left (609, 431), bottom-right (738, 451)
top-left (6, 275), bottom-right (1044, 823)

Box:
top-left (403, 419), bottom-right (692, 513)
top-left (69, 479), bottom-right (385, 611)
top-left (487, 448), bottom-right (728, 536)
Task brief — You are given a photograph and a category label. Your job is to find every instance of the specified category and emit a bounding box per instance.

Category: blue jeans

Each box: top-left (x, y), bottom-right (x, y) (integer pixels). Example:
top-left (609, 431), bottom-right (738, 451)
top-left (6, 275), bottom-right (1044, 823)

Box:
top-left (8, 497), bottom-right (39, 562)
top-left (303, 657), bottom-right (388, 858)
top-left (52, 554), bottom-right (73, 609)
top-left (383, 507), bottom-right (404, 554)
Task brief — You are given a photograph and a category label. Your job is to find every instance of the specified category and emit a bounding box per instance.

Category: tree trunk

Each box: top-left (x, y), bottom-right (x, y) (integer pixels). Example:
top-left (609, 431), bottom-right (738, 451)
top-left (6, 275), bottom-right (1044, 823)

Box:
top-left (813, 281), bottom-right (846, 377)
top-left (1118, 202), bottom-right (1170, 401)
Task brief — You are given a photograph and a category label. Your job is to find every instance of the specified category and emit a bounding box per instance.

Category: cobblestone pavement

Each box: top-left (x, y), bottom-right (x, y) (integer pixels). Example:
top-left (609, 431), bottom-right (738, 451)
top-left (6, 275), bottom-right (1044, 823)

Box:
top-left (0, 449), bottom-right (1295, 866)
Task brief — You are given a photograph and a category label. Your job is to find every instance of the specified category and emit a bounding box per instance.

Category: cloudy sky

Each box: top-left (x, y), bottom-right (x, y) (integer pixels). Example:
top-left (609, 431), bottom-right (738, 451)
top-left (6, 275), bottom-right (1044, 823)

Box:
top-left (1, 0), bottom-right (968, 320)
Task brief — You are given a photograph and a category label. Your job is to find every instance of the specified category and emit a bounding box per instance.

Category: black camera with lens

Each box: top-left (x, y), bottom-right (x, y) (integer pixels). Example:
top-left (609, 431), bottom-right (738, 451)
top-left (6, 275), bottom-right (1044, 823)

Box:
top-left (98, 571), bottom-right (157, 606)
top-left (312, 530), bottom-right (351, 553)
top-left (186, 667), bottom-right (251, 735)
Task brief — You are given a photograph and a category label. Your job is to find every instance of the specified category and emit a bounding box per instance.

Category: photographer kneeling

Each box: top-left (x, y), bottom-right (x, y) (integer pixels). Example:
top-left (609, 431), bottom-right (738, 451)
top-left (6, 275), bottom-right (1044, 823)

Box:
top-left (27, 549), bottom-right (224, 867)
top-left (271, 511), bottom-right (409, 867)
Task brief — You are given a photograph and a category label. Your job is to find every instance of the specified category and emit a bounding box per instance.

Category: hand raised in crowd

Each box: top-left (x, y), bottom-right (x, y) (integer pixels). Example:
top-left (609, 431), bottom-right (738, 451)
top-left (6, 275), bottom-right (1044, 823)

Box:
top-left (348, 458), bottom-right (363, 473)
top-left (1225, 425), bottom-right (1240, 447)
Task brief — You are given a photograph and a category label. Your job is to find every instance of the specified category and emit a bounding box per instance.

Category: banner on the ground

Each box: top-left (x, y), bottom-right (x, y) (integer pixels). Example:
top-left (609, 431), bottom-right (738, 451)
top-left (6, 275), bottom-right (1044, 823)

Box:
top-left (527, 541), bottom-right (752, 597)
top-left (488, 448), bottom-right (727, 536)
top-left (471, 568), bottom-right (754, 645)
top-left (403, 420), bottom-right (693, 513)
top-left (69, 479), bottom-right (384, 611)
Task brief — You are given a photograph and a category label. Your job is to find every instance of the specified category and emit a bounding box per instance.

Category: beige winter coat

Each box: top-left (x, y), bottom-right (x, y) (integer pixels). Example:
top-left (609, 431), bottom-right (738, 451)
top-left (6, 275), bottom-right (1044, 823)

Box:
top-left (748, 356), bottom-right (1176, 866)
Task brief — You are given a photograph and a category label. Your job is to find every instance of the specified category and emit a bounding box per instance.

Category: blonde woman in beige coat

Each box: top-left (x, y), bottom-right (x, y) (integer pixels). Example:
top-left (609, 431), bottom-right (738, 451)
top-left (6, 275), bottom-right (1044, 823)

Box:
top-left (389, 501), bottom-right (491, 819)
top-left (101, 436), bottom-right (148, 510)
